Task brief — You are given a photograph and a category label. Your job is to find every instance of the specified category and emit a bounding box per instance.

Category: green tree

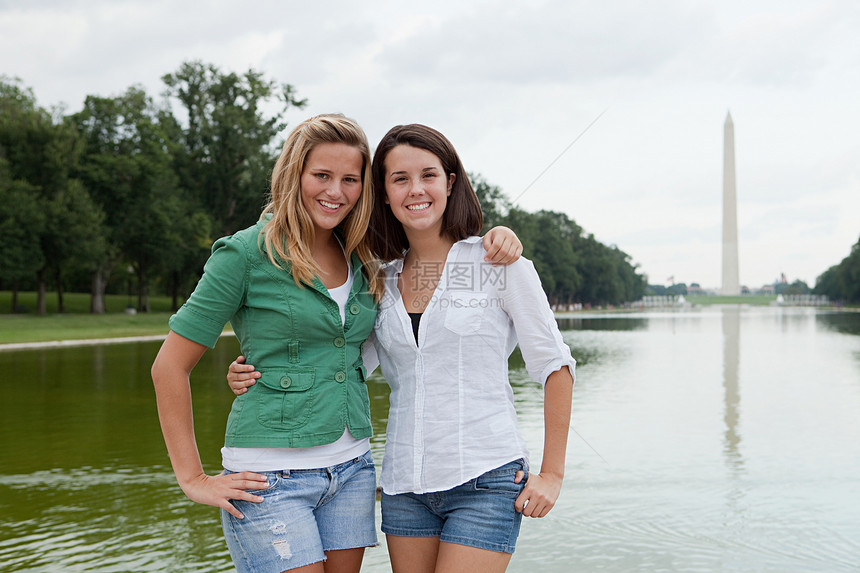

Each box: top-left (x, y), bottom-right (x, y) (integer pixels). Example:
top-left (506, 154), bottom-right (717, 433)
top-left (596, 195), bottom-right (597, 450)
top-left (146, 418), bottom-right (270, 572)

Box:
top-left (842, 239), bottom-right (860, 303)
top-left (814, 235), bottom-right (860, 303)
top-left (502, 206), bottom-right (540, 255)
top-left (814, 266), bottom-right (840, 300)
top-left (157, 210), bottom-right (213, 310)
top-left (162, 61), bottom-right (307, 237)
top-left (73, 86), bottom-right (196, 313)
top-left (471, 172), bottom-right (511, 232)
top-left (531, 210), bottom-right (582, 305)
top-left (776, 279), bottom-right (810, 296)
top-left (487, 177), bottom-right (646, 306)
top-left (0, 80), bottom-right (45, 311)
top-left (611, 245), bottom-right (647, 302)
top-left (0, 77), bottom-right (96, 314)
top-left (0, 78), bottom-right (49, 185)
top-left (0, 159), bottom-right (45, 311)
top-left (43, 180), bottom-right (110, 312)
top-left (574, 234), bottom-right (622, 304)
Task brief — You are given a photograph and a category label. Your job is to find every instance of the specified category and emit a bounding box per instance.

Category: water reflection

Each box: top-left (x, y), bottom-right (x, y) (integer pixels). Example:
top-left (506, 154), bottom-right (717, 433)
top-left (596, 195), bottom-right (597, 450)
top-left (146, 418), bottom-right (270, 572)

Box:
top-left (721, 306), bottom-right (743, 470)
top-left (556, 314), bottom-right (648, 332)
top-left (816, 310), bottom-right (860, 336)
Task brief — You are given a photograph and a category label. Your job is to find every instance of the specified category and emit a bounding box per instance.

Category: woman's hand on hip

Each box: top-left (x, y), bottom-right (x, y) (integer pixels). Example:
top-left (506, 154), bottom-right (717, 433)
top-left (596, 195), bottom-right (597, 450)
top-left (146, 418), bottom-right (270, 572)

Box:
top-left (514, 471), bottom-right (563, 518)
top-left (180, 471), bottom-right (269, 519)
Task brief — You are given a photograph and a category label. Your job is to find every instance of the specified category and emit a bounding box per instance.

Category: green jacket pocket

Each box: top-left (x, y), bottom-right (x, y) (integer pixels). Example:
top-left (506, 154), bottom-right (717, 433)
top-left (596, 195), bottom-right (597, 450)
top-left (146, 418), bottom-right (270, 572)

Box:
top-left (255, 369), bottom-right (316, 430)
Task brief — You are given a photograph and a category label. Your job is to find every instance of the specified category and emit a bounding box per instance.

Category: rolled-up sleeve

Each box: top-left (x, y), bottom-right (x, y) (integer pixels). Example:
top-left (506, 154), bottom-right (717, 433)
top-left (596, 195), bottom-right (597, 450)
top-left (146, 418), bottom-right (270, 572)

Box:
top-left (499, 258), bottom-right (576, 387)
top-left (168, 235), bottom-right (248, 348)
top-left (361, 331), bottom-right (380, 376)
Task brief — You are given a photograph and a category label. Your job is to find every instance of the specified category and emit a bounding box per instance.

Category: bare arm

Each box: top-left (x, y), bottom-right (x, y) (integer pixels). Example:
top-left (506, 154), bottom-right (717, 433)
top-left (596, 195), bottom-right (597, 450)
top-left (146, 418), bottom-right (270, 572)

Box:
top-left (152, 331), bottom-right (267, 518)
top-left (515, 365), bottom-right (574, 518)
top-left (227, 333), bottom-right (381, 396)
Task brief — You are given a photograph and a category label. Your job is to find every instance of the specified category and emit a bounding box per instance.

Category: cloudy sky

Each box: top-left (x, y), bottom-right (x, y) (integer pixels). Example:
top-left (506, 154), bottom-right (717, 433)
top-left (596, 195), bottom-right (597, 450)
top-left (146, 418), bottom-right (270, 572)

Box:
top-left (2, 0), bottom-right (858, 289)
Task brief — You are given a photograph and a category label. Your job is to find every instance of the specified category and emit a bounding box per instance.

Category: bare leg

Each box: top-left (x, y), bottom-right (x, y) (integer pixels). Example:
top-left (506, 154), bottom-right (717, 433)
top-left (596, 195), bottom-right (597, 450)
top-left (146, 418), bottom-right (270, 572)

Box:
top-left (323, 547), bottom-right (365, 573)
top-left (434, 541), bottom-right (512, 573)
top-left (386, 534), bottom-right (440, 573)
top-left (280, 561), bottom-right (325, 573)
top-left (276, 547), bottom-right (364, 573)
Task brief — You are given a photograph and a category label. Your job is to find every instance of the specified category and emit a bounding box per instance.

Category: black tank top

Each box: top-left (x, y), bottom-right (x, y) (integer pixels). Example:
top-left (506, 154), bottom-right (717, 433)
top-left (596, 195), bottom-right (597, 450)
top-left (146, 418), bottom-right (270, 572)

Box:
top-left (407, 312), bottom-right (421, 345)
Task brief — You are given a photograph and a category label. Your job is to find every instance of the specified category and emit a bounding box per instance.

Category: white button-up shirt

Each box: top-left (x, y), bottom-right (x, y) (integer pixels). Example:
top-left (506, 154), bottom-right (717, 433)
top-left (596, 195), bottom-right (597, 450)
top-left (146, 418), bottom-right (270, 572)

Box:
top-left (364, 236), bottom-right (576, 495)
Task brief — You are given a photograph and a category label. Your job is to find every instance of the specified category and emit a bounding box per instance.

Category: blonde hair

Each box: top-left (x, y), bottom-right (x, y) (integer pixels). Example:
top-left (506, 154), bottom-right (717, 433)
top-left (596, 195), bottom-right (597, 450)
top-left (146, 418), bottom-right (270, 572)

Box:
top-left (261, 113), bottom-right (383, 301)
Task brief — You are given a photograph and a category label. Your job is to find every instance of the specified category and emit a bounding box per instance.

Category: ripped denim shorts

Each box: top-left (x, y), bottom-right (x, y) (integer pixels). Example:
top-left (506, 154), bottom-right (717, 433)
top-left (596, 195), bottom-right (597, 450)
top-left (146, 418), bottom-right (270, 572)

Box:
top-left (221, 450), bottom-right (377, 572)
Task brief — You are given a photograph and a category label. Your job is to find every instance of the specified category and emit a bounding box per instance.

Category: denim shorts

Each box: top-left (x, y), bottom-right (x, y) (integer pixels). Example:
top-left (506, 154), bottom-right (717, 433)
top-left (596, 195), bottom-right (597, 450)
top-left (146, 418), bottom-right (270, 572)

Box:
top-left (221, 450), bottom-right (377, 572)
top-left (381, 458), bottom-right (528, 554)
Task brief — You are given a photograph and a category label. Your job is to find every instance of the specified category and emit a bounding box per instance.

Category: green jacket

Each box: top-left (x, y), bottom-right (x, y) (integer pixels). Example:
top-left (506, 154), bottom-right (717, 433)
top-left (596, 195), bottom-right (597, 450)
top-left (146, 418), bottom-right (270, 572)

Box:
top-left (169, 219), bottom-right (378, 447)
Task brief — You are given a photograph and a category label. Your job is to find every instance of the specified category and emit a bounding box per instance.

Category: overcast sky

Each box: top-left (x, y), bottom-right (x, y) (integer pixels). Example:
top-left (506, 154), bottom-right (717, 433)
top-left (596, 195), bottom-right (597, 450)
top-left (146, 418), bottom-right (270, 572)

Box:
top-left (2, 0), bottom-right (858, 289)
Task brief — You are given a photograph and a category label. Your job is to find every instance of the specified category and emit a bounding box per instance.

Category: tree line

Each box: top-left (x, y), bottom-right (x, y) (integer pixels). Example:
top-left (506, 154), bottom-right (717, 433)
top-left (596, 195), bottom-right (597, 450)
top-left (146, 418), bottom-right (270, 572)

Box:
top-left (814, 235), bottom-right (860, 304)
top-left (473, 175), bottom-right (646, 306)
top-left (1, 62), bottom-right (645, 314)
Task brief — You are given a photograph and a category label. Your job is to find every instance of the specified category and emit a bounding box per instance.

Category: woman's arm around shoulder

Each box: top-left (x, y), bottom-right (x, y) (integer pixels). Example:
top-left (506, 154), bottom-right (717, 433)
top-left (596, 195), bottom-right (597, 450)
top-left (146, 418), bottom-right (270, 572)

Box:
top-left (482, 225), bottom-right (523, 265)
top-left (226, 332), bottom-right (381, 397)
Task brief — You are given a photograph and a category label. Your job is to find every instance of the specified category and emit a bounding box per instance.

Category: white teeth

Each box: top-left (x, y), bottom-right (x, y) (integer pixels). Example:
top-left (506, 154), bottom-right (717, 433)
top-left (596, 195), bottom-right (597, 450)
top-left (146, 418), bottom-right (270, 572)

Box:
top-left (319, 200), bottom-right (340, 209)
top-left (406, 203), bottom-right (430, 211)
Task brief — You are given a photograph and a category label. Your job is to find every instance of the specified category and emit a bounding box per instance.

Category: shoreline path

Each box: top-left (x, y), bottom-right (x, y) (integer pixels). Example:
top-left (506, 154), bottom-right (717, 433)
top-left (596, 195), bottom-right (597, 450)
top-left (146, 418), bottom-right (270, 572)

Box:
top-left (0, 332), bottom-right (235, 353)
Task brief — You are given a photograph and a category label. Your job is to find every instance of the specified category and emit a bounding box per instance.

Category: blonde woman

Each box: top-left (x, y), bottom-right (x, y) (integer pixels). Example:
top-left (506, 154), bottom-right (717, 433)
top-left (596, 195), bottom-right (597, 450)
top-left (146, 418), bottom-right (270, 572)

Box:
top-left (153, 114), bottom-right (385, 573)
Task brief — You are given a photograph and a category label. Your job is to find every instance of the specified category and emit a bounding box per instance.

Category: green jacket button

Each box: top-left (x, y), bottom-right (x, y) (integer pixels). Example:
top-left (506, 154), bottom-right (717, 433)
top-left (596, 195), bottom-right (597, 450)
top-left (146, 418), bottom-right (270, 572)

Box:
top-left (334, 371), bottom-right (346, 383)
top-left (333, 337), bottom-right (345, 348)
top-left (349, 303), bottom-right (361, 315)
top-left (280, 376), bottom-right (292, 388)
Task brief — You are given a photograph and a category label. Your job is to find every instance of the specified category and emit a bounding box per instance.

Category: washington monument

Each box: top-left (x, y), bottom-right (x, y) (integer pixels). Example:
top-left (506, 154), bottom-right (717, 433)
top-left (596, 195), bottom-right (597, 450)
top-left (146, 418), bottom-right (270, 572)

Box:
top-left (722, 112), bottom-right (740, 295)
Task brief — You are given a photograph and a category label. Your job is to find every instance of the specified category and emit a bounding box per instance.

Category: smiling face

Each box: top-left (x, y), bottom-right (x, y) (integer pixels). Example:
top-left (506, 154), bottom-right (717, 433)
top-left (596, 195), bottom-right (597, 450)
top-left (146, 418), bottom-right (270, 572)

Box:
top-left (383, 144), bottom-right (455, 237)
top-left (300, 142), bottom-right (364, 235)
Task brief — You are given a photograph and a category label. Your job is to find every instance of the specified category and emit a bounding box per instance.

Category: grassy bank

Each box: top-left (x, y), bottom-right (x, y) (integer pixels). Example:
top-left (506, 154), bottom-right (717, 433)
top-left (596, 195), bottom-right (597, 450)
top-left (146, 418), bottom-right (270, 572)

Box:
top-left (0, 291), bottom-right (179, 344)
top-left (0, 313), bottom-right (175, 344)
top-left (0, 291), bottom-right (178, 314)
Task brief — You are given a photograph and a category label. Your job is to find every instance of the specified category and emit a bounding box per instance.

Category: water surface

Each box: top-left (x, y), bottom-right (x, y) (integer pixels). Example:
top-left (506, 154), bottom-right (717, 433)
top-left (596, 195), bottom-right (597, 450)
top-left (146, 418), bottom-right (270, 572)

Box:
top-left (1, 306), bottom-right (858, 571)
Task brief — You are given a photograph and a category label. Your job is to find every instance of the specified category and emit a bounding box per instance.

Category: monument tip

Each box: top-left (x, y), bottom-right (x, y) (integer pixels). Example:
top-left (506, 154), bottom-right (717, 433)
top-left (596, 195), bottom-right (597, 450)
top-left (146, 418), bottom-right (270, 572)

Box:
top-left (725, 110), bottom-right (733, 124)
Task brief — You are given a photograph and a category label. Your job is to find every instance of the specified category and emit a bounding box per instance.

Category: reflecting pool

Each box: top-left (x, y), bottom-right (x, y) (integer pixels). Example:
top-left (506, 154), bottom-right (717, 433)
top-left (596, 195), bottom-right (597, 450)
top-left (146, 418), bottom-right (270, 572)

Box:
top-left (1, 306), bottom-right (858, 571)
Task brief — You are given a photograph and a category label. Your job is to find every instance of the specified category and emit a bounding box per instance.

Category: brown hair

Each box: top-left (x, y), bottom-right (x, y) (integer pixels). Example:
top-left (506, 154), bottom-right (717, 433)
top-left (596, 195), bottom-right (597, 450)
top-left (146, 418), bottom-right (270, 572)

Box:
top-left (369, 124), bottom-right (482, 261)
top-left (262, 113), bottom-right (383, 300)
